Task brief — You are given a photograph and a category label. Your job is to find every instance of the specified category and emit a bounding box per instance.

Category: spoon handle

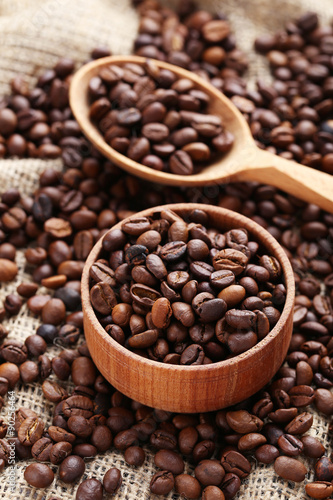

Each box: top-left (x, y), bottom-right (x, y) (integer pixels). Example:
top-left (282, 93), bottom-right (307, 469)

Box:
top-left (236, 148), bottom-right (333, 213)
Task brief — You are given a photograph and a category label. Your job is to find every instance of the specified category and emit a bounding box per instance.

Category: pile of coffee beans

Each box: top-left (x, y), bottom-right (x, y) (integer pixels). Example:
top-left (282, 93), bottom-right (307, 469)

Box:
top-left (89, 209), bottom-right (285, 363)
top-left (0, 0), bottom-right (331, 499)
top-left (134, 3), bottom-right (333, 176)
top-left (253, 12), bottom-right (333, 174)
top-left (89, 59), bottom-right (234, 175)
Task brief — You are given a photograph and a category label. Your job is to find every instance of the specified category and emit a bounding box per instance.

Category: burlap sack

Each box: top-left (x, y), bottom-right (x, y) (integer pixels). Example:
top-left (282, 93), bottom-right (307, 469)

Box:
top-left (0, 0), bottom-right (332, 498)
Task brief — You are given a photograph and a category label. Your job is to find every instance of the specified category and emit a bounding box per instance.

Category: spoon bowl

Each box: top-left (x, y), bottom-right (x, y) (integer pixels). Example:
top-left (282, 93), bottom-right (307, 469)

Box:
top-left (70, 55), bottom-right (333, 212)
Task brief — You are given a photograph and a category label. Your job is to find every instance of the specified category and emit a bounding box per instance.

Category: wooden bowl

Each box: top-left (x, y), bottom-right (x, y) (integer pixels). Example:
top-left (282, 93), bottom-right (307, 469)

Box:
top-left (82, 203), bottom-right (295, 413)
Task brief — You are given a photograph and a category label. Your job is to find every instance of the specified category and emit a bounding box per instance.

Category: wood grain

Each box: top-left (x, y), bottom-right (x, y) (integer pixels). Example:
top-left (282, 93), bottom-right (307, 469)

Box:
top-left (82, 203), bottom-right (295, 413)
top-left (70, 55), bottom-right (333, 213)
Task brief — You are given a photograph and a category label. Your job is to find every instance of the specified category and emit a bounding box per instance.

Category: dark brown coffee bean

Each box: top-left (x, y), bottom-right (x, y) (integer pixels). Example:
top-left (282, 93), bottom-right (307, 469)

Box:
top-left (174, 474), bottom-right (201, 499)
top-left (284, 412), bottom-right (313, 435)
top-left (31, 437), bottom-right (53, 462)
top-left (277, 434), bottom-right (303, 457)
top-left (195, 459), bottom-right (225, 486)
top-left (305, 482), bottom-right (333, 500)
top-left (103, 468), bottom-right (122, 494)
top-left (0, 258), bottom-right (18, 282)
top-left (169, 150), bottom-right (193, 175)
top-left (255, 444), bottom-right (279, 464)
top-left (71, 357), bottom-right (96, 387)
top-left (154, 449), bottom-right (185, 475)
top-left (315, 456), bottom-right (333, 482)
top-left (226, 410), bottom-right (263, 434)
top-left (59, 455), bottom-right (85, 483)
top-left (48, 426), bottom-right (76, 444)
top-left (274, 456), bottom-right (307, 482)
top-left (76, 478), bottom-right (103, 500)
top-left (18, 417), bottom-right (44, 446)
top-left (90, 281), bottom-right (117, 315)
top-left (24, 463), bottom-right (54, 488)
top-left (150, 471), bottom-right (175, 495)
top-left (49, 441), bottom-right (72, 465)
top-left (42, 380), bottom-right (68, 402)
top-left (221, 450), bottom-right (251, 478)
top-left (73, 443), bottom-right (97, 459)
top-left (124, 445), bottom-right (145, 466)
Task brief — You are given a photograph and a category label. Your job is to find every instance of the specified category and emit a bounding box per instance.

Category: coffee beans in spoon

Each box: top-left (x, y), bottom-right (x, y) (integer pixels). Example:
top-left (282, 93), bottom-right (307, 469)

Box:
top-left (89, 209), bottom-right (285, 364)
top-left (88, 59), bottom-right (234, 175)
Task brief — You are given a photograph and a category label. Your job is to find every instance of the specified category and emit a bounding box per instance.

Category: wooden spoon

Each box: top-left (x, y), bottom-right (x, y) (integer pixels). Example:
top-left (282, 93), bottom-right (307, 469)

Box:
top-left (70, 55), bottom-right (333, 213)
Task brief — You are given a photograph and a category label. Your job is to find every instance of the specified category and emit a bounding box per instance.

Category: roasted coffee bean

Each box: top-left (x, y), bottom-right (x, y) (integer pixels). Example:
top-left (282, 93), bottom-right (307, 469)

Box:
top-left (226, 410), bottom-right (263, 434)
top-left (113, 429), bottom-right (139, 450)
top-left (48, 426), bottom-right (76, 444)
top-left (24, 463), bottom-right (54, 488)
top-left (284, 412), bottom-right (313, 435)
top-left (124, 445), bottom-right (145, 466)
top-left (31, 437), bottom-right (53, 462)
top-left (221, 450), bottom-right (251, 478)
top-left (174, 474), bottom-right (201, 499)
top-left (255, 444), bottom-right (280, 464)
top-left (59, 455), bottom-right (85, 483)
top-left (71, 357), bottom-right (96, 387)
top-left (18, 417), bottom-right (44, 446)
top-left (238, 432), bottom-right (267, 451)
top-left (154, 449), bottom-right (185, 475)
top-left (150, 471), bottom-right (175, 495)
top-left (90, 281), bottom-right (117, 315)
top-left (90, 425), bottom-right (112, 452)
top-left (103, 468), bottom-right (122, 494)
top-left (73, 443), bottom-right (97, 459)
top-left (195, 459), bottom-right (225, 486)
top-left (42, 380), bottom-right (68, 402)
top-left (1, 340), bottom-right (28, 364)
top-left (277, 434), bottom-right (303, 457)
top-left (301, 435), bottom-right (325, 459)
top-left (150, 429), bottom-right (177, 450)
top-left (305, 481), bottom-right (333, 500)
top-left (274, 456), bottom-right (307, 482)
top-left (67, 416), bottom-right (92, 438)
top-left (76, 478), bottom-right (103, 500)
top-left (63, 395), bottom-right (94, 419)
top-left (315, 456), bottom-right (333, 482)
top-left (0, 258), bottom-right (18, 282)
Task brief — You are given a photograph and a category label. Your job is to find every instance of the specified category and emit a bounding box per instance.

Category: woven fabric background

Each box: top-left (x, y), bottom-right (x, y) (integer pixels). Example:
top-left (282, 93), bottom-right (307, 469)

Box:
top-left (0, 0), bottom-right (332, 498)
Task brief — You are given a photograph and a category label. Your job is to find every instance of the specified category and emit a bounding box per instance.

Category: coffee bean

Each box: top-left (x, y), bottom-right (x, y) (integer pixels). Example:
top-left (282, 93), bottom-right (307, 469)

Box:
top-left (59, 455), bottom-right (85, 483)
top-left (76, 478), bottom-right (103, 500)
top-left (174, 474), bottom-right (201, 499)
top-left (305, 481), bottom-right (333, 500)
top-left (301, 435), bottom-right (325, 459)
top-left (49, 441), bottom-right (72, 465)
top-left (103, 467), bottom-right (122, 494)
top-left (0, 258), bottom-right (18, 282)
top-left (18, 417), bottom-right (44, 446)
top-left (24, 463), bottom-right (54, 488)
top-left (315, 456), bottom-right (333, 482)
top-left (226, 410), bottom-right (263, 434)
top-left (195, 459), bottom-right (225, 486)
top-left (124, 445), bottom-right (145, 466)
top-left (154, 449), bottom-right (185, 475)
top-left (274, 456), bottom-right (307, 482)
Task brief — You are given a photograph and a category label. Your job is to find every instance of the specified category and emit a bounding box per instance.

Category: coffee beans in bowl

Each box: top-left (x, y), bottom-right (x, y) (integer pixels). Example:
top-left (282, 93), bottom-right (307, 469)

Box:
top-left (87, 58), bottom-right (234, 176)
top-left (82, 203), bottom-right (294, 413)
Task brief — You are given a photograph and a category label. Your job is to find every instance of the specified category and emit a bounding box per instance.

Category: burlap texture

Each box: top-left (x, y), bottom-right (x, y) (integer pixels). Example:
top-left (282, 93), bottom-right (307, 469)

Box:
top-left (0, 0), bottom-right (332, 498)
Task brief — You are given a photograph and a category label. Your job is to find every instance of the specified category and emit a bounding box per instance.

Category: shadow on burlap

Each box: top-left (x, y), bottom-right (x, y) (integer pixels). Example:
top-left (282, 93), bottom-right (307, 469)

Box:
top-left (0, 0), bottom-right (332, 498)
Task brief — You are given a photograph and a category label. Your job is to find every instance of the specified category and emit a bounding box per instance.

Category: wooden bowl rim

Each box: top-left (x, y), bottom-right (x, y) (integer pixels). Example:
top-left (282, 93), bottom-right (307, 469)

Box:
top-left (82, 203), bottom-right (295, 375)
